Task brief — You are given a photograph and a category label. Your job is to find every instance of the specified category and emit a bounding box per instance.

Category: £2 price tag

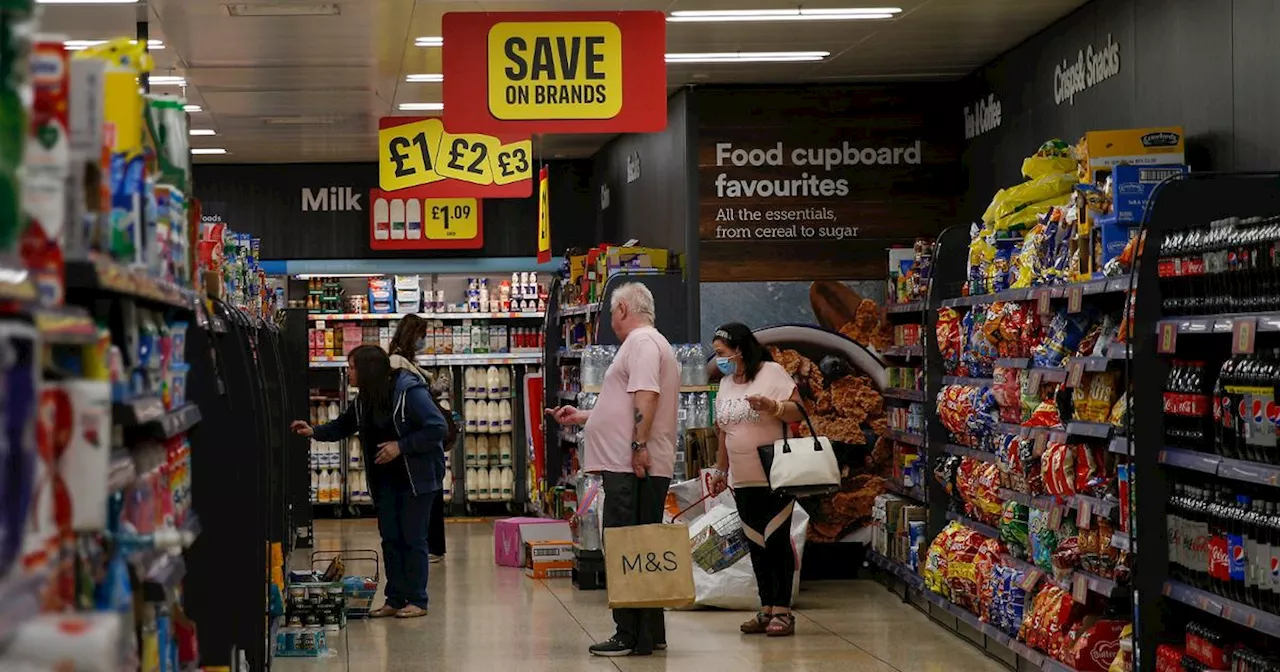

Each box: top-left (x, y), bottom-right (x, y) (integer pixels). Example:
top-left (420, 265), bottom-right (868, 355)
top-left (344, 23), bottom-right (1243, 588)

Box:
top-left (1067, 286), bottom-right (1084, 314)
top-left (1066, 360), bottom-right (1086, 388)
top-left (1037, 289), bottom-right (1053, 316)
top-left (1157, 321), bottom-right (1178, 354)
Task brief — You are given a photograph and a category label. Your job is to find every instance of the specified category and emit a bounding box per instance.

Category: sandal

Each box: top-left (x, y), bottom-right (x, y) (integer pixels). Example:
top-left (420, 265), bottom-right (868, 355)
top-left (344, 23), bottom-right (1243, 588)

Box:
top-left (766, 613), bottom-right (795, 637)
top-left (740, 612), bottom-right (772, 634)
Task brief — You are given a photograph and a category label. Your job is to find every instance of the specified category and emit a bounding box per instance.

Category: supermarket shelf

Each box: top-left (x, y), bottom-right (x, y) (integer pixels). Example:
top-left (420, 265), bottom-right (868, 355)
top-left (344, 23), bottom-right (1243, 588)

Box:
top-left (939, 276), bottom-right (1132, 308)
top-left (1163, 580), bottom-right (1280, 639)
top-left (1109, 436), bottom-right (1131, 455)
top-left (114, 395), bottom-right (168, 427)
top-left (997, 423), bottom-right (1069, 443)
top-left (1111, 531), bottom-right (1132, 552)
top-left (921, 589), bottom-right (1051, 669)
top-left (310, 352), bottom-right (543, 368)
top-left (999, 488), bottom-right (1058, 510)
top-left (883, 480), bottom-right (927, 503)
top-left (33, 305), bottom-right (98, 345)
top-left (941, 375), bottom-right (994, 386)
top-left (1065, 421), bottom-right (1113, 439)
top-left (579, 384), bottom-right (715, 394)
top-left (883, 387), bottom-right (926, 402)
top-left (65, 256), bottom-right (196, 312)
top-left (1160, 447), bottom-right (1280, 486)
top-left (308, 311), bottom-right (545, 321)
top-left (1158, 447), bottom-right (1224, 475)
top-left (557, 390), bottom-right (578, 401)
top-left (107, 452), bottom-right (136, 492)
top-left (944, 511), bottom-right (1001, 540)
top-left (560, 303), bottom-right (601, 317)
top-left (886, 429), bottom-right (925, 447)
top-left (994, 357), bottom-right (1030, 368)
top-left (944, 443), bottom-right (997, 463)
top-left (1156, 311), bottom-right (1280, 335)
top-left (881, 344), bottom-right (925, 358)
top-left (158, 404), bottom-right (202, 439)
top-left (885, 301), bottom-right (925, 314)
top-left (558, 349), bottom-right (583, 360)
top-left (865, 549), bottom-right (924, 589)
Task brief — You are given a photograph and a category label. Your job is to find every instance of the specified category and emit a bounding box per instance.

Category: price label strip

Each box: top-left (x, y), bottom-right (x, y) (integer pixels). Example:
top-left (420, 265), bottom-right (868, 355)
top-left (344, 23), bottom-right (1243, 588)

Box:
top-left (1067, 286), bottom-right (1084, 314)
top-left (1232, 317), bottom-right (1258, 355)
top-left (1037, 289), bottom-right (1053, 316)
top-left (1157, 321), bottom-right (1178, 354)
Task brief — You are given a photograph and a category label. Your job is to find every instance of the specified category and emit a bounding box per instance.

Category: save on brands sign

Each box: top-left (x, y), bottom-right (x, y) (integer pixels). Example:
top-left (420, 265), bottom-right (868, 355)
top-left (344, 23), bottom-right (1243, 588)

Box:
top-left (441, 11), bottom-right (667, 134)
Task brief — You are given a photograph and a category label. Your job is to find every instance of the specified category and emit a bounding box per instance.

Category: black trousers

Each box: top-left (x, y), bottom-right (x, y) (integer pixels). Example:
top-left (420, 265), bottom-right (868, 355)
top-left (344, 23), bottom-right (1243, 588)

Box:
top-left (375, 486), bottom-right (433, 609)
top-left (601, 471), bottom-right (670, 652)
top-left (427, 489), bottom-right (446, 556)
top-left (734, 486), bottom-right (796, 608)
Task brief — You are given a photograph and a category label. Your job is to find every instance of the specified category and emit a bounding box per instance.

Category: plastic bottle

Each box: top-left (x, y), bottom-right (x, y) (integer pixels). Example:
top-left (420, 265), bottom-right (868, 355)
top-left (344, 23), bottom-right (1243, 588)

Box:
top-left (465, 468), bottom-right (478, 500)
top-left (464, 400), bottom-right (478, 433)
top-left (327, 401), bottom-right (339, 421)
top-left (499, 366), bottom-right (511, 396)
top-left (486, 365), bottom-right (500, 399)
top-left (499, 434), bottom-right (513, 466)
top-left (443, 468), bottom-right (452, 502)
top-left (310, 470), bottom-right (318, 502)
top-left (463, 434), bottom-right (475, 467)
top-left (490, 435), bottom-right (503, 465)
top-left (499, 400), bottom-right (513, 433)
top-left (500, 467), bottom-right (513, 501)
top-left (477, 468), bottom-right (491, 501)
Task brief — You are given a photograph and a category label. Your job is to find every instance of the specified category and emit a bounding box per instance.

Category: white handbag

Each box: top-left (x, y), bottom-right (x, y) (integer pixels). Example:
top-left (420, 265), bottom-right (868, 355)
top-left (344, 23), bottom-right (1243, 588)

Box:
top-left (756, 405), bottom-right (841, 497)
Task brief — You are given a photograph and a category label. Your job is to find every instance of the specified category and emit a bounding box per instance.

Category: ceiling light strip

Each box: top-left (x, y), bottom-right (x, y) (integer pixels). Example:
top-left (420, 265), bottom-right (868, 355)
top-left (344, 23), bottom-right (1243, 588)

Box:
top-left (191, 148), bottom-right (227, 155)
top-left (399, 103), bottom-right (443, 111)
top-left (64, 39), bottom-right (163, 50)
top-left (668, 7), bottom-right (900, 21)
top-left (665, 51), bottom-right (830, 63)
top-left (415, 36), bottom-right (443, 47)
top-left (188, 129), bottom-right (216, 136)
top-left (405, 74), bottom-right (444, 83)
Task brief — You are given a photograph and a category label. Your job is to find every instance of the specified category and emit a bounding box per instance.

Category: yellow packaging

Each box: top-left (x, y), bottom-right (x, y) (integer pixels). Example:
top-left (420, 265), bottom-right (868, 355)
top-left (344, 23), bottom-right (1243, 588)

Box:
top-left (1080, 127), bottom-right (1185, 183)
top-left (987, 173), bottom-right (1078, 223)
top-left (993, 193), bottom-right (1071, 236)
top-left (1022, 155), bottom-right (1078, 181)
top-left (605, 245), bottom-right (670, 271)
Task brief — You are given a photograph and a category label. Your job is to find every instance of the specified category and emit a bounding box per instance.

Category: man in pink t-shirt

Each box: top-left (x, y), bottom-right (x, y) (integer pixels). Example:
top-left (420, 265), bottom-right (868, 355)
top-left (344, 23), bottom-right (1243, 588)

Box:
top-left (547, 282), bottom-right (679, 658)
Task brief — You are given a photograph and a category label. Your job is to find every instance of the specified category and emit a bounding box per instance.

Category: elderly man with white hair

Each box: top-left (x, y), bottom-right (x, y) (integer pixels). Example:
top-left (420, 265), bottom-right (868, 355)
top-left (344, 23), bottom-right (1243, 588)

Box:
top-left (547, 282), bottom-right (680, 657)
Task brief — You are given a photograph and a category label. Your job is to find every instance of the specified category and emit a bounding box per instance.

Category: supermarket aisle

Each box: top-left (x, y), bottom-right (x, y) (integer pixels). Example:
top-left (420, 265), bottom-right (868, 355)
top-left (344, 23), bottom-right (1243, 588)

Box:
top-left (280, 520), bottom-right (1006, 672)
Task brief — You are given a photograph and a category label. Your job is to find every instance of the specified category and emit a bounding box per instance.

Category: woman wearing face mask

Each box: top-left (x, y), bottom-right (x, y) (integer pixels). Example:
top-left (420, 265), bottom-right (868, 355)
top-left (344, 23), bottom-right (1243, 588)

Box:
top-left (709, 323), bottom-right (805, 637)
top-left (388, 315), bottom-right (457, 564)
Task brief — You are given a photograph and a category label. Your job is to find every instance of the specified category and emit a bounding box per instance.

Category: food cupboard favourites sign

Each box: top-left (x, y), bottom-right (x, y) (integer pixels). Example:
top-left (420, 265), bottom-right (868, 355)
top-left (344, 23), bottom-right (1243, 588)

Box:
top-left (442, 11), bottom-right (667, 134)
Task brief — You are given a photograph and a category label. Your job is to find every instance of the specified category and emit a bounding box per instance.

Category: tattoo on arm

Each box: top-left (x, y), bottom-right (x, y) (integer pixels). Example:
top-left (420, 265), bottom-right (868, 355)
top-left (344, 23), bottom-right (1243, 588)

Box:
top-left (634, 409), bottom-right (643, 426)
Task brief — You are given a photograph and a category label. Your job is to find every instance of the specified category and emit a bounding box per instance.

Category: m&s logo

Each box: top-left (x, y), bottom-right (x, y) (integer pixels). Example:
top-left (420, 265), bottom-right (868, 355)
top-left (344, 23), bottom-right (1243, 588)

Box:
top-left (621, 551), bottom-right (680, 575)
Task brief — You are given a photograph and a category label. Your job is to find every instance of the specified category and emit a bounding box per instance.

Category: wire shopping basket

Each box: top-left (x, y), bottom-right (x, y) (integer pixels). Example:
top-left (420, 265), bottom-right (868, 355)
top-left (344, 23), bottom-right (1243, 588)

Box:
top-left (690, 509), bottom-right (750, 574)
top-left (311, 550), bottom-right (380, 618)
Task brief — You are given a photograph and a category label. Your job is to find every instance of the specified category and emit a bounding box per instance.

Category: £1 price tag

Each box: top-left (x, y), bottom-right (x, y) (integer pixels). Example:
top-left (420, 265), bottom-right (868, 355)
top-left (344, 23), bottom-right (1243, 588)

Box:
top-left (1020, 568), bottom-right (1043, 591)
top-left (1037, 289), bottom-right (1053, 316)
top-left (1072, 574), bottom-right (1089, 604)
top-left (1067, 286), bottom-right (1084, 314)
top-left (1066, 360), bottom-right (1086, 388)
top-left (1047, 505), bottom-right (1064, 531)
top-left (1076, 498), bottom-right (1093, 527)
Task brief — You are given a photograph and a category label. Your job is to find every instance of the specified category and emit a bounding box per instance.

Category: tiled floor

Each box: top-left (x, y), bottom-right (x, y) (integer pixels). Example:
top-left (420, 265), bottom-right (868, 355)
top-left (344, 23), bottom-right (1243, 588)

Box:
top-left (278, 519), bottom-right (1007, 672)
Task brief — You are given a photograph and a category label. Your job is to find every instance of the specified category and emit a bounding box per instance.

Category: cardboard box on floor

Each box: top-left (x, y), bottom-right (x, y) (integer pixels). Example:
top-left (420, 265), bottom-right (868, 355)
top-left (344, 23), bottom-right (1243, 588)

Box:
top-left (493, 518), bottom-right (572, 567)
top-left (525, 540), bottom-right (575, 579)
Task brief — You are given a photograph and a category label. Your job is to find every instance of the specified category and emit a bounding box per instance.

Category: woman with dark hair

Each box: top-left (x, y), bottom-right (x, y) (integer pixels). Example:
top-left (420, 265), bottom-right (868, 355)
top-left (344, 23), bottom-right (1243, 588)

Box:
top-left (290, 344), bottom-right (448, 618)
top-left (709, 323), bottom-right (805, 637)
top-left (388, 315), bottom-right (456, 564)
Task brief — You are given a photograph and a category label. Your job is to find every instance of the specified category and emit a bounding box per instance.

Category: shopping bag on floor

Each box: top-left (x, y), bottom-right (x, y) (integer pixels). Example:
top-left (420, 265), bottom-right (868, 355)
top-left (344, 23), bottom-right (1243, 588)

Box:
top-left (603, 523), bottom-right (696, 609)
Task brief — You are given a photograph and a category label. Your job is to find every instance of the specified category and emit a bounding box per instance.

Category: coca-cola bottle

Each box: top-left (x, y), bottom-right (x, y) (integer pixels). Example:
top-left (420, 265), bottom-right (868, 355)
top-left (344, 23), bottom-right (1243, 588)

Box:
top-left (1216, 357), bottom-right (1241, 458)
top-left (1207, 486), bottom-right (1231, 597)
top-left (1169, 484), bottom-right (1186, 582)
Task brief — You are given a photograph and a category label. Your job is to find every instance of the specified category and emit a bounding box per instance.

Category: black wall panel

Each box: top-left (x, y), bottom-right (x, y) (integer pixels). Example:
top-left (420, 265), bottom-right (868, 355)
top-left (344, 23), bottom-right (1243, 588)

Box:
top-left (590, 90), bottom-right (693, 254)
top-left (193, 160), bottom-right (594, 260)
top-left (958, 0), bottom-right (1279, 222)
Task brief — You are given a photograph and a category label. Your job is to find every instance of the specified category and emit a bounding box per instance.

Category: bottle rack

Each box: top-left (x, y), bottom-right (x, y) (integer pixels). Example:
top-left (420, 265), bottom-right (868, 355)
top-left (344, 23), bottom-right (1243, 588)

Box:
top-left (1130, 173), bottom-right (1280, 670)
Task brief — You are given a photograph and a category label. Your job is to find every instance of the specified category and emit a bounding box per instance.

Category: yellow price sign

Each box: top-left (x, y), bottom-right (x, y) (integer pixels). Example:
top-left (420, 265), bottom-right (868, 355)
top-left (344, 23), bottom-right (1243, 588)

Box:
top-left (487, 21), bottom-right (623, 121)
top-left (425, 198), bottom-right (480, 241)
top-left (378, 118), bottom-right (446, 191)
top-left (492, 139), bottom-right (533, 185)
top-left (537, 167), bottom-right (551, 262)
top-left (437, 132), bottom-right (499, 185)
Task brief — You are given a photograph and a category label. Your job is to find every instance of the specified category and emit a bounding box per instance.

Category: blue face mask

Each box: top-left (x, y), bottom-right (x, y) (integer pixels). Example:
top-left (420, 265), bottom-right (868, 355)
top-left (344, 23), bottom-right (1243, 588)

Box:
top-left (415, 337), bottom-right (426, 352)
top-left (716, 357), bottom-right (736, 375)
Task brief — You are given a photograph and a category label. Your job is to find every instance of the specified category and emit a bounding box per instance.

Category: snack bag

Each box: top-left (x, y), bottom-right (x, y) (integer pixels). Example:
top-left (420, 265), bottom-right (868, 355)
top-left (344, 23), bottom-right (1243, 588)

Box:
top-left (1000, 501), bottom-right (1031, 559)
top-left (936, 307), bottom-right (963, 372)
top-left (1082, 372), bottom-right (1119, 422)
top-left (988, 173), bottom-right (1080, 224)
top-left (995, 192), bottom-right (1074, 238)
top-left (1029, 508), bottom-right (1058, 572)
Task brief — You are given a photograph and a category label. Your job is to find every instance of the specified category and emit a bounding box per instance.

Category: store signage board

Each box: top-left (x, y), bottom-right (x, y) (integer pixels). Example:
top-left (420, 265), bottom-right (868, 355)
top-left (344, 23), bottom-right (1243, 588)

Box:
top-left (537, 166), bottom-right (551, 263)
top-left (441, 11), bottom-right (667, 134)
top-left (369, 191), bottom-right (484, 250)
top-left (377, 117), bottom-right (533, 197)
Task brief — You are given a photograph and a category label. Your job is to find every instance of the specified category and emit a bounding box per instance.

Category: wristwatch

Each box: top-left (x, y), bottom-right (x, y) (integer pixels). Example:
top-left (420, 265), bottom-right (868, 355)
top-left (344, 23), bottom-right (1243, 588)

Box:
top-left (631, 440), bottom-right (648, 452)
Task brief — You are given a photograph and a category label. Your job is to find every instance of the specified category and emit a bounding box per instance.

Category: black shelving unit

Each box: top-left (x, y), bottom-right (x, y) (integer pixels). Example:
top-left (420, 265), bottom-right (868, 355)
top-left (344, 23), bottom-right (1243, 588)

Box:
top-left (1131, 172), bottom-right (1280, 671)
top-left (186, 300), bottom-right (300, 670)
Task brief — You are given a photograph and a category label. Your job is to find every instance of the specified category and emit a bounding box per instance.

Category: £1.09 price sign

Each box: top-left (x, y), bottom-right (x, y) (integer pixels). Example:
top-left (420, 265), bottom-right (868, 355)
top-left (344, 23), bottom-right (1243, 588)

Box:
top-left (370, 191), bottom-right (484, 251)
top-left (377, 117), bottom-right (533, 197)
top-left (442, 11), bottom-right (667, 135)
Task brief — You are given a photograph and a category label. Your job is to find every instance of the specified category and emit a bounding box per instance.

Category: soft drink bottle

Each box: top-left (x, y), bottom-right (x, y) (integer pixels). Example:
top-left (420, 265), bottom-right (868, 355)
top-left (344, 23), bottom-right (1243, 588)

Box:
top-left (1207, 487), bottom-right (1230, 597)
top-left (1215, 357), bottom-right (1239, 457)
top-left (1229, 494), bottom-right (1249, 602)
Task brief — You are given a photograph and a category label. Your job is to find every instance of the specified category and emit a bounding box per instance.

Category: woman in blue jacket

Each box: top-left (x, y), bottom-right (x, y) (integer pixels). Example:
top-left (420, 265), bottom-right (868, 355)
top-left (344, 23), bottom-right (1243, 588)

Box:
top-left (291, 345), bottom-right (447, 618)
